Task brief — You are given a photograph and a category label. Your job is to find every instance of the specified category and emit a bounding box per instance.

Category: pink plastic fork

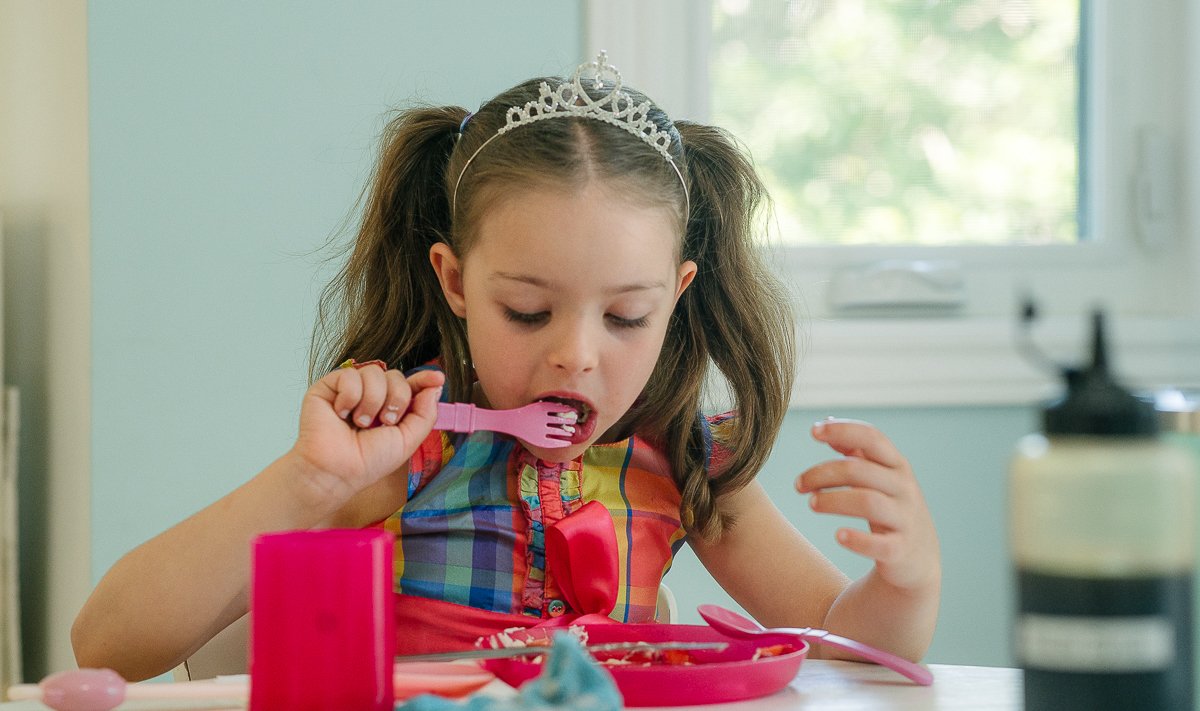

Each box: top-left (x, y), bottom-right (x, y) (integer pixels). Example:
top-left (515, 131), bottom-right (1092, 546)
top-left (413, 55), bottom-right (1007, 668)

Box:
top-left (435, 401), bottom-right (575, 448)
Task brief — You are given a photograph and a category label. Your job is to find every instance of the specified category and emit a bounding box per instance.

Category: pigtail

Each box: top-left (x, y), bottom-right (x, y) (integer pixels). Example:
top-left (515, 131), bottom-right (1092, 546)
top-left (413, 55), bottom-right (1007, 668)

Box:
top-left (649, 121), bottom-right (796, 542)
top-left (311, 106), bottom-right (472, 397)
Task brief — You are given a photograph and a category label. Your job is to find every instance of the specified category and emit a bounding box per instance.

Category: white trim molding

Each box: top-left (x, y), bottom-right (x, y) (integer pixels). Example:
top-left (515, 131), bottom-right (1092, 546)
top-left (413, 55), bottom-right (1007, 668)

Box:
top-left (794, 317), bottom-right (1200, 409)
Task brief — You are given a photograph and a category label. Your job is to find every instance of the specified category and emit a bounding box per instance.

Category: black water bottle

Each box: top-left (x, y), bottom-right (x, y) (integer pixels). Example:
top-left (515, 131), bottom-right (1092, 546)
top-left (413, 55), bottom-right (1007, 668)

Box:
top-left (1010, 311), bottom-right (1196, 710)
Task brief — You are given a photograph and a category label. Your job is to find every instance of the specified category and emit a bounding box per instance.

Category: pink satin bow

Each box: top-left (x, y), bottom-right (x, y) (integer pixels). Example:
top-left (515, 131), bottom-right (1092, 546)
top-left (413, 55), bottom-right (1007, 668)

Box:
top-left (545, 500), bottom-right (619, 619)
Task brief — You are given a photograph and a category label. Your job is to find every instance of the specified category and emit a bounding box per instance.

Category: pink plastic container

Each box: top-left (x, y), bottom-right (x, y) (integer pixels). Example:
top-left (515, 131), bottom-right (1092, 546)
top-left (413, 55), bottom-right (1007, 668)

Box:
top-left (249, 529), bottom-right (395, 711)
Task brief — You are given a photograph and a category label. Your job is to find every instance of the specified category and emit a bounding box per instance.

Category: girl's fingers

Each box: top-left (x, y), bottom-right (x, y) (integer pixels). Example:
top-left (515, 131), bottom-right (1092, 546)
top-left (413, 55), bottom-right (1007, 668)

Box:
top-left (800, 419), bottom-right (940, 590)
top-left (405, 368), bottom-right (446, 395)
top-left (809, 488), bottom-right (902, 530)
top-left (350, 363), bottom-right (389, 427)
top-left (320, 365), bottom-right (443, 428)
top-left (378, 368), bottom-right (444, 426)
top-left (329, 368), bottom-right (364, 422)
top-left (835, 527), bottom-right (899, 562)
top-left (391, 378), bottom-right (443, 445)
top-left (811, 418), bottom-right (906, 469)
top-left (402, 369), bottom-right (445, 417)
top-left (379, 369), bottom-right (412, 425)
top-left (797, 458), bottom-right (904, 497)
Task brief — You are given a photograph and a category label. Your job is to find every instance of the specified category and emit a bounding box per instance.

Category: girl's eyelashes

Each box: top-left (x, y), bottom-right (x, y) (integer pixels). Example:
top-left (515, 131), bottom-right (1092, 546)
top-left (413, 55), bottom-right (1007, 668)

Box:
top-left (502, 307), bottom-right (650, 329)
top-left (504, 308), bottom-right (548, 325)
top-left (606, 314), bottom-right (650, 329)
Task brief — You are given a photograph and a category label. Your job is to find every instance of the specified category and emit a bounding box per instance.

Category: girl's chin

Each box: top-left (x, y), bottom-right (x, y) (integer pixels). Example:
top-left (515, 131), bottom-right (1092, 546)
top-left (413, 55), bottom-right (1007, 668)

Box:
top-left (522, 441), bottom-right (590, 462)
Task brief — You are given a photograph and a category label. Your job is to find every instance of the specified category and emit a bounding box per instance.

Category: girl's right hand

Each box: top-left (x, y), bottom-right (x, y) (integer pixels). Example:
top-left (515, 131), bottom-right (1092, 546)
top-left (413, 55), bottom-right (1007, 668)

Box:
top-left (289, 363), bottom-right (445, 508)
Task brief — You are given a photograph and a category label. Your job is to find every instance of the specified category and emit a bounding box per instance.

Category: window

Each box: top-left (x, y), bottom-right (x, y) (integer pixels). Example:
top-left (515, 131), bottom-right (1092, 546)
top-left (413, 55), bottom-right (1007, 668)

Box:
top-left (587, 1), bottom-right (1200, 407)
top-left (711, 0), bottom-right (1080, 248)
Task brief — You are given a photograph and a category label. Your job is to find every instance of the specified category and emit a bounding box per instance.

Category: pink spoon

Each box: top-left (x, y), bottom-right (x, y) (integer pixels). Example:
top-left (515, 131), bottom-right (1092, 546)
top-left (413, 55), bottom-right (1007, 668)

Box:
top-left (697, 604), bottom-right (933, 686)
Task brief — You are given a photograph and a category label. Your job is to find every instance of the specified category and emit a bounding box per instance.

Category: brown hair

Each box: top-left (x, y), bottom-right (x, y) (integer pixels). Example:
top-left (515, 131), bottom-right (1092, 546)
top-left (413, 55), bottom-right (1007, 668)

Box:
top-left (312, 75), bottom-right (795, 541)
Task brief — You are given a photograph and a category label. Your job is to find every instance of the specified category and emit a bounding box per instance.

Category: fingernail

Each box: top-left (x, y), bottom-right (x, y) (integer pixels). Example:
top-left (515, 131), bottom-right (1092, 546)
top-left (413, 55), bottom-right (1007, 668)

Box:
top-left (382, 411), bottom-right (399, 425)
top-left (433, 387), bottom-right (444, 401)
top-left (357, 414), bottom-right (372, 427)
top-left (809, 494), bottom-right (819, 510)
top-left (812, 421), bottom-right (826, 436)
top-left (836, 529), bottom-right (850, 543)
top-left (339, 410), bottom-right (351, 420)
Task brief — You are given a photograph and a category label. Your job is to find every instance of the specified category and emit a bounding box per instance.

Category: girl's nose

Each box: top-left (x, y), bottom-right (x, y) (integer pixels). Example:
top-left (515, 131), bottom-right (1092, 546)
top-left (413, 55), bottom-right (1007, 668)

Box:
top-left (547, 317), bottom-right (599, 374)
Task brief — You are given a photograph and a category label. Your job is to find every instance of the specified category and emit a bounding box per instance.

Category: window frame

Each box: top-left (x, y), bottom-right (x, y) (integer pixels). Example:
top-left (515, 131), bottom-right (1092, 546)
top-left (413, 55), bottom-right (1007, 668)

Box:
top-left (586, 0), bottom-right (1200, 408)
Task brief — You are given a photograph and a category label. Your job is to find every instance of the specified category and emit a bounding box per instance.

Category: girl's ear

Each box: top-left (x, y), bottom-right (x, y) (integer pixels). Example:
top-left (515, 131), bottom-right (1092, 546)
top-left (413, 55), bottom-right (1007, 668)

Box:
top-left (429, 242), bottom-right (467, 318)
top-left (674, 259), bottom-right (698, 304)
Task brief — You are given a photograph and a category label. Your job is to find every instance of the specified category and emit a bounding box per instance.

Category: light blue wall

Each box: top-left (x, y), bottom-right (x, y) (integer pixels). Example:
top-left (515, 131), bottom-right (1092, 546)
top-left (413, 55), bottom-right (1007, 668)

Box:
top-left (89, 1), bottom-right (1032, 670)
top-left (89, 0), bottom-right (583, 570)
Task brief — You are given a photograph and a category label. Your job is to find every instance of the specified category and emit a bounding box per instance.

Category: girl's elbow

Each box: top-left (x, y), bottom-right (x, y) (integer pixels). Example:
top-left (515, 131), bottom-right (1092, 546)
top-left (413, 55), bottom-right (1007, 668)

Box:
top-left (70, 608), bottom-right (97, 666)
top-left (70, 610), bottom-right (140, 680)
top-left (70, 610), bottom-right (119, 673)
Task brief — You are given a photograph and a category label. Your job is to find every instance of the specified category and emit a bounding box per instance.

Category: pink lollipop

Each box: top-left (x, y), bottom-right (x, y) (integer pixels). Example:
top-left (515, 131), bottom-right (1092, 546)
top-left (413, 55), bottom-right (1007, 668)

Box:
top-left (7, 665), bottom-right (495, 710)
top-left (6, 668), bottom-right (246, 711)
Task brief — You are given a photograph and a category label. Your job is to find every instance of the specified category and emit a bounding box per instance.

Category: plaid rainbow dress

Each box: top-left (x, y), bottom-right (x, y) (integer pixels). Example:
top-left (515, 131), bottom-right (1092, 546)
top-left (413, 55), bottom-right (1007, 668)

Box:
top-left (382, 426), bottom-right (692, 623)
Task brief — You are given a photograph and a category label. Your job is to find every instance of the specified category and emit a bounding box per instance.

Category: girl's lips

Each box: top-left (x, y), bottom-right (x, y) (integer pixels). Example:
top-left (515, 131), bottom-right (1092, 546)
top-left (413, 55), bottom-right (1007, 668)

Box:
top-left (563, 414), bottom-right (596, 444)
top-left (535, 393), bottom-right (597, 444)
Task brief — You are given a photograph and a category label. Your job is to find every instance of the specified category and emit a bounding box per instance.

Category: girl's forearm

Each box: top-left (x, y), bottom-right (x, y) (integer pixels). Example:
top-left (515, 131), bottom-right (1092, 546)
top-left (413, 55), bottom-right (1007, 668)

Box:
top-left (819, 568), bottom-right (941, 663)
top-left (70, 452), bottom-right (336, 681)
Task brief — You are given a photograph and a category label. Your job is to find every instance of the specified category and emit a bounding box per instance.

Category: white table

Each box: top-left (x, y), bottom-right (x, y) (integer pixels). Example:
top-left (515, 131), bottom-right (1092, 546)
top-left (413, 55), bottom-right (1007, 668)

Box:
top-left (657, 659), bottom-right (1020, 710)
top-left (2, 660), bottom-right (1020, 710)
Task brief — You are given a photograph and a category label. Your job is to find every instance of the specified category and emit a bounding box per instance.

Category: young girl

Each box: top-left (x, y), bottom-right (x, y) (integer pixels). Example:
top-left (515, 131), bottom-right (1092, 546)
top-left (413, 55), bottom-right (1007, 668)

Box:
top-left (72, 53), bottom-right (940, 681)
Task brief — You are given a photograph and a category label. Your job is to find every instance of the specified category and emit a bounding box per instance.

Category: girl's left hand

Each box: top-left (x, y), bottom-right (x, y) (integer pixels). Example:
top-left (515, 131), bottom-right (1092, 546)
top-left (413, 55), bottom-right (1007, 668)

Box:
top-left (796, 418), bottom-right (940, 593)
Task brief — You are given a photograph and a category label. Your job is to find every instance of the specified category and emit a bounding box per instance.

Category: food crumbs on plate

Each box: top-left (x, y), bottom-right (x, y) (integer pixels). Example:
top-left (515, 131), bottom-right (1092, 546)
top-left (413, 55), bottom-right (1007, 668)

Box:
top-left (661, 649), bottom-right (694, 666)
top-left (396, 633), bottom-right (621, 711)
top-left (592, 646), bottom-right (697, 666)
top-left (751, 644), bottom-right (795, 661)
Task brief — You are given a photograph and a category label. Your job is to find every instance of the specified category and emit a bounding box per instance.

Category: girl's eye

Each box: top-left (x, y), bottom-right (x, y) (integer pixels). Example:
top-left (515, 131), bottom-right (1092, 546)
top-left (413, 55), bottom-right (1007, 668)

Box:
top-left (608, 314), bottom-right (650, 329)
top-left (504, 308), bottom-right (548, 325)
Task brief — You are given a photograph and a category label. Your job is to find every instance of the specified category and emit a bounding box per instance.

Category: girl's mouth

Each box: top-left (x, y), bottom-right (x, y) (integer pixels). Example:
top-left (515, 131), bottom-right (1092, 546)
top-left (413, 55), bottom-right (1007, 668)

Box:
top-left (535, 395), bottom-right (596, 444)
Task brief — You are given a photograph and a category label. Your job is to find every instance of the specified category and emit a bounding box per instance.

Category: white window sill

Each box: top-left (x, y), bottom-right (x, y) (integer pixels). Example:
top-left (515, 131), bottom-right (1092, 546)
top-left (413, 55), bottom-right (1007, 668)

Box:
top-left (789, 316), bottom-right (1200, 409)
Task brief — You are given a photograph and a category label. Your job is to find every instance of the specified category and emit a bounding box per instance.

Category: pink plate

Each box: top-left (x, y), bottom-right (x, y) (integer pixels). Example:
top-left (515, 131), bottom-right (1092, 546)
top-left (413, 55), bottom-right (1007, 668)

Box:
top-left (393, 662), bottom-right (496, 700)
top-left (484, 623), bottom-right (807, 707)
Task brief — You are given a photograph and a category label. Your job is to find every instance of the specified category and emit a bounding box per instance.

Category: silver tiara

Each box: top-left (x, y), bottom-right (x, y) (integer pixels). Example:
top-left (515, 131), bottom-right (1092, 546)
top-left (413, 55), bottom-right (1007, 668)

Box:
top-left (452, 51), bottom-right (689, 215)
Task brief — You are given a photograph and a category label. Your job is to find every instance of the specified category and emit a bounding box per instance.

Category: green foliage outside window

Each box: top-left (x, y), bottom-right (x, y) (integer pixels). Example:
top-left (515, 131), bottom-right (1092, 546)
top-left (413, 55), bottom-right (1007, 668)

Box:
top-left (711, 0), bottom-right (1079, 245)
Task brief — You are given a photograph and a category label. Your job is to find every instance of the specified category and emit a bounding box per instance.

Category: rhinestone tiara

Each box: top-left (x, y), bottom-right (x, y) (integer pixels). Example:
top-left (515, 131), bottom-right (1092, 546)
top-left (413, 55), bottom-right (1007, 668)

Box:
top-left (452, 51), bottom-right (689, 215)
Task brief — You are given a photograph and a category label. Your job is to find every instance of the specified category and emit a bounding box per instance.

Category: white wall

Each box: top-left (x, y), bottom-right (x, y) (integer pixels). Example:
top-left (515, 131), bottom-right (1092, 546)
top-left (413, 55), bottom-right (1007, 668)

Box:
top-left (0, 0), bottom-right (92, 679)
top-left (86, 0), bottom-right (581, 578)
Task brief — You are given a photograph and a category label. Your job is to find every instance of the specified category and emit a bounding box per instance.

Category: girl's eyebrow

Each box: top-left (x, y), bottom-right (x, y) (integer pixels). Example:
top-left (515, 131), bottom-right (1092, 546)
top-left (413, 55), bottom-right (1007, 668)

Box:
top-left (491, 271), bottom-right (667, 294)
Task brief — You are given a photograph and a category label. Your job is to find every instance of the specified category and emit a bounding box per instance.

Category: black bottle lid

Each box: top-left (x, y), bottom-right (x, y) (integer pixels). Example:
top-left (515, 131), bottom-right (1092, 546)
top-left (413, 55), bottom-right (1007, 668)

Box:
top-left (1042, 311), bottom-right (1158, 436)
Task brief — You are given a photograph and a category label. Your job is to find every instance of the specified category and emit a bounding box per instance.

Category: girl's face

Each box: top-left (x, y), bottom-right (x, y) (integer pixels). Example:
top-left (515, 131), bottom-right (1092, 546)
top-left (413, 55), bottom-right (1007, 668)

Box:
top-left (431, 181), bottom-right (696, 462)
